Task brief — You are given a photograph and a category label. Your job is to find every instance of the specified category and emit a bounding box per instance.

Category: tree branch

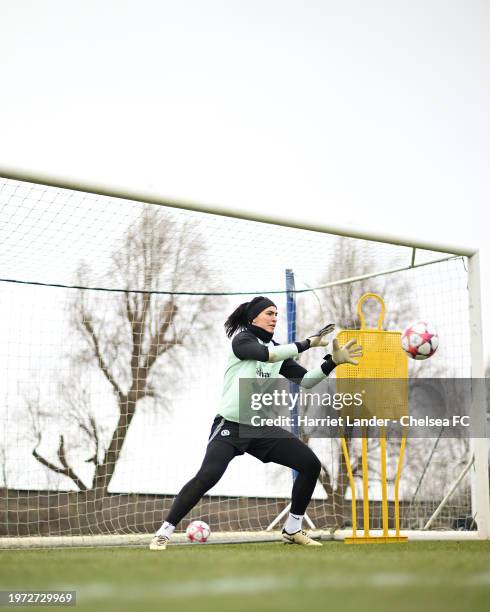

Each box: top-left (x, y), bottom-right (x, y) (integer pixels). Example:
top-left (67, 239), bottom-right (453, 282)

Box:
top-left (80, 415), bottom-right (100, 466)
top-left (144, 300), bottom-right (178, 372)
top-left (83, 316), bottom-right (123, 398)
top-left (32, 436), bottom-right (88, 491)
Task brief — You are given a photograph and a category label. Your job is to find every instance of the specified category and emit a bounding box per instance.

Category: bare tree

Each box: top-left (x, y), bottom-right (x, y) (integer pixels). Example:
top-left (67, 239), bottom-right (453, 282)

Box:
top-left (31, 208), bottom-right (220, 501)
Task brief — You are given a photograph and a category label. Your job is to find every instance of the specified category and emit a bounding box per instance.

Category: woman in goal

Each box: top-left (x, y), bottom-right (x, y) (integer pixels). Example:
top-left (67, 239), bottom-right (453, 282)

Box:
top-left (150, 296), bottom-right (362, 549)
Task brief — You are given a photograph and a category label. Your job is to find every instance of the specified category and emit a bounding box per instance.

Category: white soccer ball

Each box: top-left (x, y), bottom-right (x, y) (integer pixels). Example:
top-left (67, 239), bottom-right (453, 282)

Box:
top-left (401, 321), bottom-right (439, 360)
top-left (186, 520), bottom-right (211, 543)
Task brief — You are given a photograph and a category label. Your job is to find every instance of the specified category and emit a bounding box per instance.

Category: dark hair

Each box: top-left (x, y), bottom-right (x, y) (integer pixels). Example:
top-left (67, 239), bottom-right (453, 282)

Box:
top-left (224, 296), bottom-right (277, 338)
top-left (224, 302), bottom-right (249, 338)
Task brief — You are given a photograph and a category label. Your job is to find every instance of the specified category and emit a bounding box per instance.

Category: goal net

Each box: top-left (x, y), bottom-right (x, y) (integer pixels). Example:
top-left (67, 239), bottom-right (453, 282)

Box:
top-left (0, 175), bottom-right (488, 547)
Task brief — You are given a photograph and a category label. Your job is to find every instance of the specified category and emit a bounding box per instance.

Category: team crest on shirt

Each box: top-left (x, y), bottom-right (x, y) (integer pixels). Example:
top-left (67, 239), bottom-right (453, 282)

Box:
top-left (221, 429), bottom-right (230, 436)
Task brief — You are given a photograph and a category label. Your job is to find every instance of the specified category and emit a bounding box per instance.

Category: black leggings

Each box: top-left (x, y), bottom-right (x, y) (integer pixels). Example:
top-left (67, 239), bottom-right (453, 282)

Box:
top-left (166, 437), bottom-right (321, 527)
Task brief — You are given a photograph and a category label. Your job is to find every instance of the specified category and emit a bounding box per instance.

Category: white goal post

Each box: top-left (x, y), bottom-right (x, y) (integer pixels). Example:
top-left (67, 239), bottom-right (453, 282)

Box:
top-left (0, 167), bottom-right (488, 548)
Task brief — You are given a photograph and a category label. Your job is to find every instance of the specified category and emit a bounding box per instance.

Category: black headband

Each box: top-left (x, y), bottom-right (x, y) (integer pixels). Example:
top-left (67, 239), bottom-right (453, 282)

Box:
top-left (246, 296), bottom-right (276, 322)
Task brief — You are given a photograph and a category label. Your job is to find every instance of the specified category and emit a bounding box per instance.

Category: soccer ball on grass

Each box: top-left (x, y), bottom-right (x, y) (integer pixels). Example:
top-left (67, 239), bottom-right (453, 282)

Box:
top-left (186, 520), bottom-right (211, 543)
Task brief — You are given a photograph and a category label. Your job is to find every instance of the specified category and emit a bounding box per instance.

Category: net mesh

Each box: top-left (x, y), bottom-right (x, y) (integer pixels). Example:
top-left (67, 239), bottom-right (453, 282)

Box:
top-left (0, 177), bottom-right (476, 544)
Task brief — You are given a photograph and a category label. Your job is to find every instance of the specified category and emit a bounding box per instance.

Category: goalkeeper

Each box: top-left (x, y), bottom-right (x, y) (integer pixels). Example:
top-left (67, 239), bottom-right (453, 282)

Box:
top-left (150, 296), bottom-right (362, 550)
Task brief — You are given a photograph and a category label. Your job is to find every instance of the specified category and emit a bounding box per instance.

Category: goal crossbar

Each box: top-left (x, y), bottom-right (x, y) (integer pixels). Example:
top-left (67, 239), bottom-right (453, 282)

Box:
top-left (0, 167), bottom-right (477, 256)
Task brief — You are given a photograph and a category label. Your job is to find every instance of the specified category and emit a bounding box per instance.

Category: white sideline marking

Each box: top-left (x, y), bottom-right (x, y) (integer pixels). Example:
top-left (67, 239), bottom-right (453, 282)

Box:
top-left (26, 572), bottom-right (490, 601)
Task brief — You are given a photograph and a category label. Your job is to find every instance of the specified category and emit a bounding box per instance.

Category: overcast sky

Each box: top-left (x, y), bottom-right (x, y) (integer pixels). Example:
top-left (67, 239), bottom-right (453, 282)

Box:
top-left (1, 0), bottom-right (489, 355)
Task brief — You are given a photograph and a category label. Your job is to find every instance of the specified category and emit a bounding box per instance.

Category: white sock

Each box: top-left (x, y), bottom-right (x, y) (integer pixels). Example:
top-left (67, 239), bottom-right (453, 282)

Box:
top-left (156, 521), bottom-right (175, 538)
top-left (284, 513), bottom-right (303, 534)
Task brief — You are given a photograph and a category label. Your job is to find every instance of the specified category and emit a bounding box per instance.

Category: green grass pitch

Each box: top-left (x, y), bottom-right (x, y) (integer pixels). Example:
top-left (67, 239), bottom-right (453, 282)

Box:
top-left (1, 541), bottom-right (489, 612)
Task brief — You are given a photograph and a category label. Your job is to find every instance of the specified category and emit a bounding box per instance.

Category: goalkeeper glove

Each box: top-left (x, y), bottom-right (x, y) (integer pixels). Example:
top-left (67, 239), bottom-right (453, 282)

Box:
top-left (307, 323), bottom-right (336, 348)
top-left (331, 338), bottom-right (363, 365)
